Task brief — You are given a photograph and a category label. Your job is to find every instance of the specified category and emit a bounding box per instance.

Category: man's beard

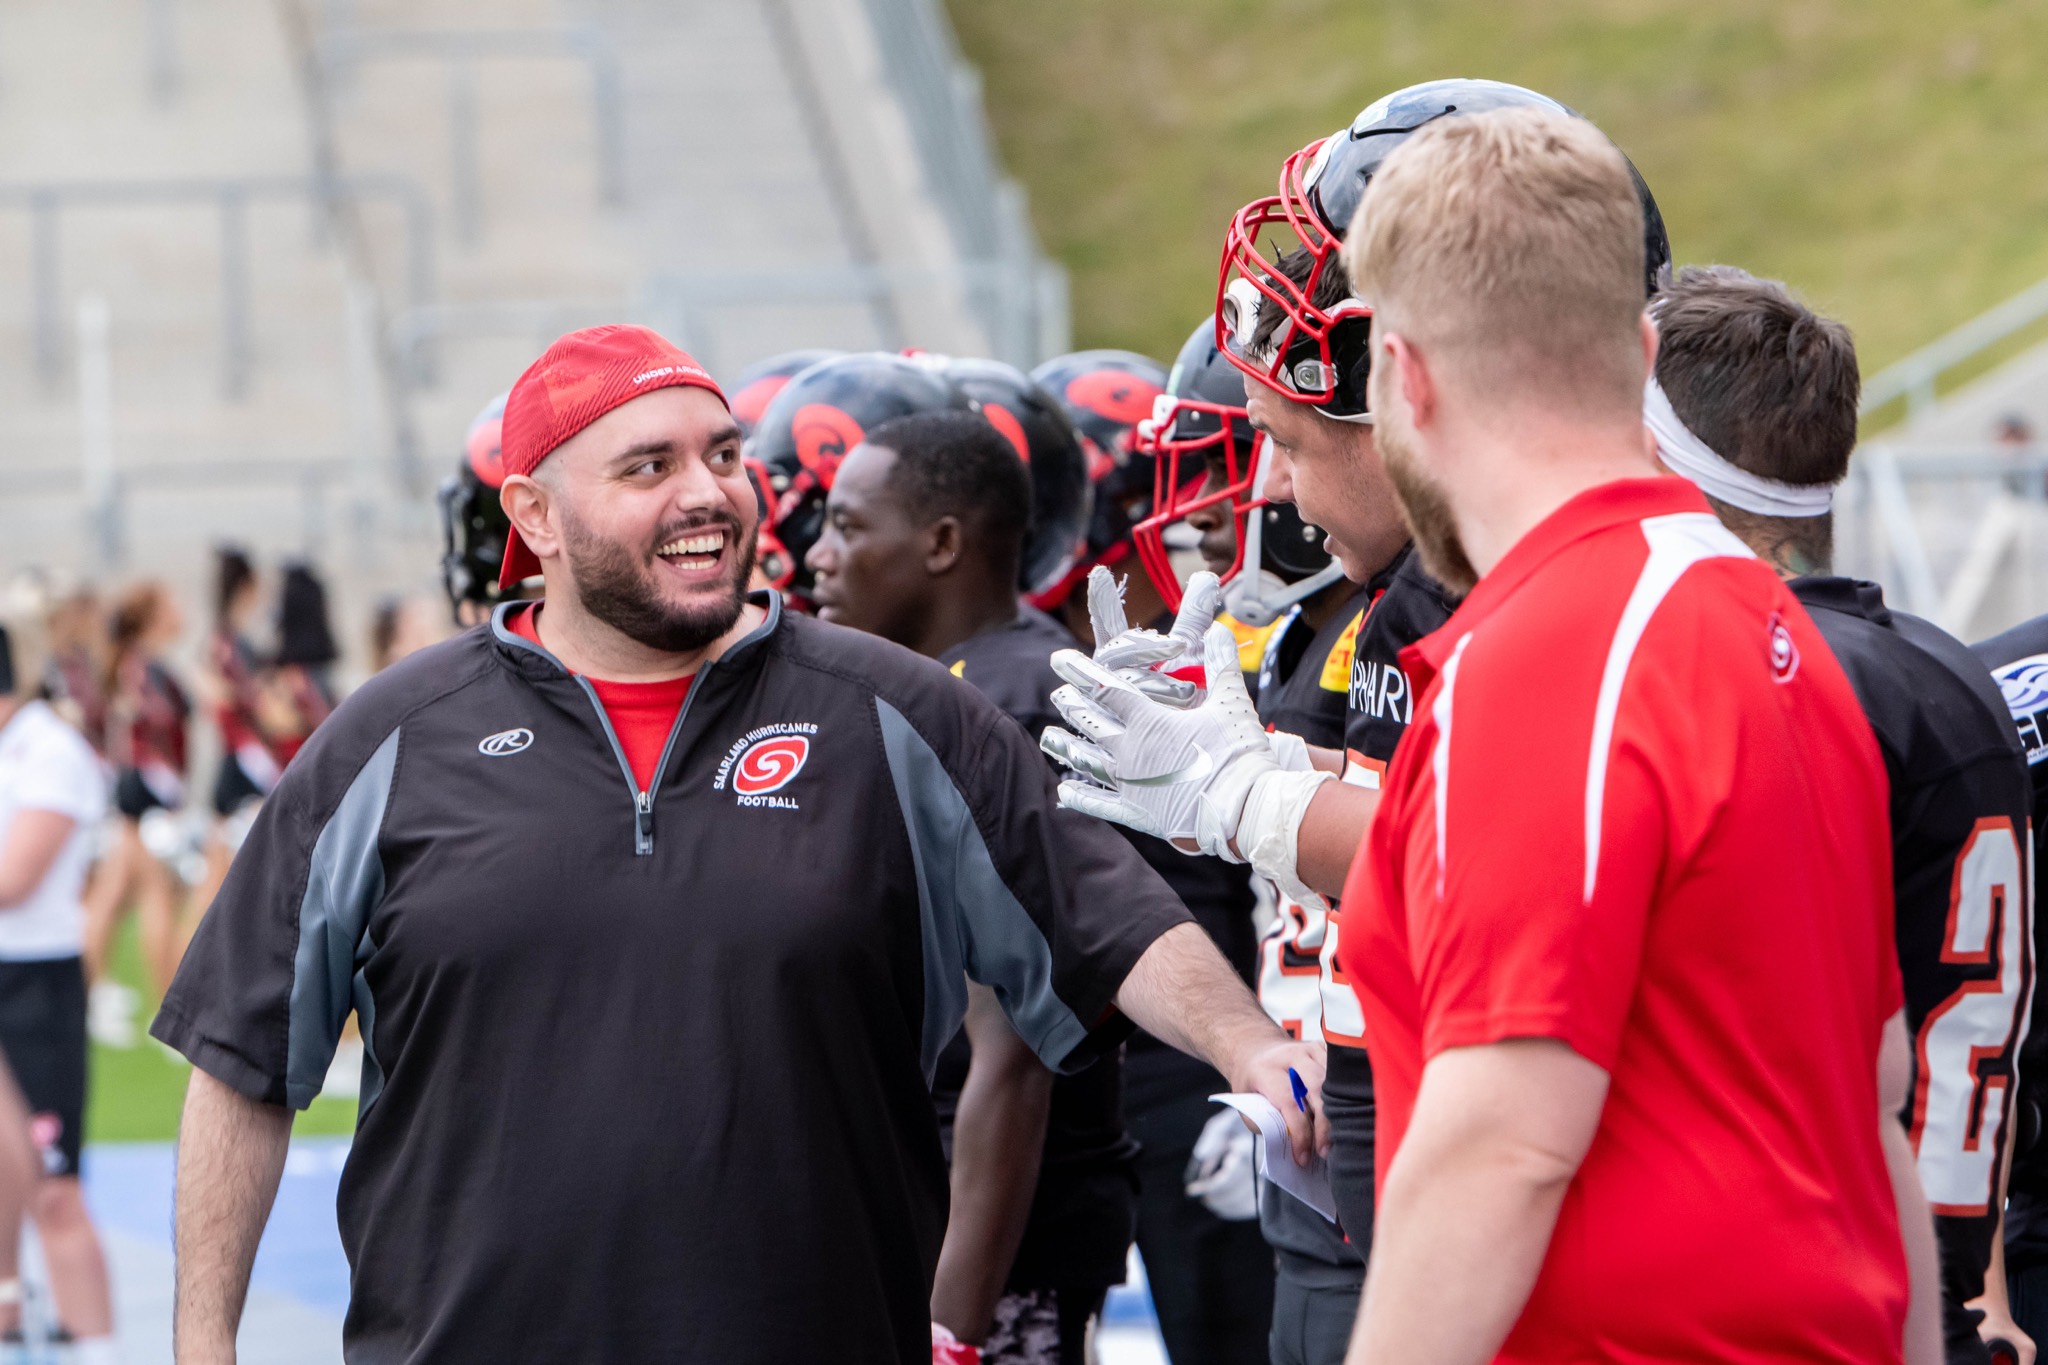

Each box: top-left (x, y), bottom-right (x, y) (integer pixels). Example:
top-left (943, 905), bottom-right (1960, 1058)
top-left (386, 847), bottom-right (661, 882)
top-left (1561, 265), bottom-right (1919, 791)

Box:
top-left (560, 504), bottom-right (755, 654)
top-left (1373, 400), bottom-right (1479, 596)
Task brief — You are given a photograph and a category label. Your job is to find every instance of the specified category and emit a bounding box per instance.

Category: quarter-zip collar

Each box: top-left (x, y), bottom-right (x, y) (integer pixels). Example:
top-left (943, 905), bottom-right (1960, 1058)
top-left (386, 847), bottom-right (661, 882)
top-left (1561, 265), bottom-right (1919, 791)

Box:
top-left (488, 591), bottom-right (785, 855)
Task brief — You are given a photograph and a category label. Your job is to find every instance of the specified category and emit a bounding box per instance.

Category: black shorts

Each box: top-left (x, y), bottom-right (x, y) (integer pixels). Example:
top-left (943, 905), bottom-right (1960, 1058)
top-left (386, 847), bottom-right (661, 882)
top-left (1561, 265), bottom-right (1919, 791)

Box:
top-left (115, 767), bottom-right (168, 819)
top-left (0, 958), bottom-right (87, 1178)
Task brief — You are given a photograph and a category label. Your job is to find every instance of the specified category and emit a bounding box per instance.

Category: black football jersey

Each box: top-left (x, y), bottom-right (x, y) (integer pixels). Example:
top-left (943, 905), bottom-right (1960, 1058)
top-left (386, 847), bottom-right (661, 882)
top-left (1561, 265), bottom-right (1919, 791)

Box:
top-left (934, 608), bottom-right (1142, 1291)
top-left (1254, 583), bottom-right (1373, 750)
top-left (1800, 578), bottom-right (2032, 1344)
top-left (1973, 613), bottom-right (2048, 1277)
top-left (1340, 543), bottom-right (1460, 786)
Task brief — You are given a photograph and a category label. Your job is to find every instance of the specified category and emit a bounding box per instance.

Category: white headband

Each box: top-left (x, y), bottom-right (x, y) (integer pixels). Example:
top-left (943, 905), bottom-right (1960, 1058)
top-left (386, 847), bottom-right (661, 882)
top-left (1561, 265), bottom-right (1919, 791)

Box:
top-left (1644, 376), bottom-right (1833, 518)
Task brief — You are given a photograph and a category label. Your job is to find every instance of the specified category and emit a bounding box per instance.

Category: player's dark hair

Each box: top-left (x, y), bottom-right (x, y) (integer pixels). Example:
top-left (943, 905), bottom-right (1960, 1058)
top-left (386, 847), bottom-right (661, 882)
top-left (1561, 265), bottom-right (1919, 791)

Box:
top-left (1251, 247), bottom-right (1355, 356)
top-left (1654, 266), bottom-right (1858, 574)
top-left (866, 410), bottom-right (1033, 574)
top-left (1653, 266), bottom-right (1860, 488)
top-left (215, 545), bottom-right (255, 627)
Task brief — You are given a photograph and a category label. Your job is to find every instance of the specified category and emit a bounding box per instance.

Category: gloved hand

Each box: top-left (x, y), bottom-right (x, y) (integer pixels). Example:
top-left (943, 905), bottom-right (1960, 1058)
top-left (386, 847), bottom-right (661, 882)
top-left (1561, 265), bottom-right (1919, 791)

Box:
top-left (1043, 622), bottom-right (1333, 903)
top-left (1185, 1107), bottom-right (1260, 1222)
top-left (1083, 565), bottom-right (1222, 707)
top-left (1043, 622), bottom-right (1273, 854)
top-left (931, 1323), bottom-right (982, 1365)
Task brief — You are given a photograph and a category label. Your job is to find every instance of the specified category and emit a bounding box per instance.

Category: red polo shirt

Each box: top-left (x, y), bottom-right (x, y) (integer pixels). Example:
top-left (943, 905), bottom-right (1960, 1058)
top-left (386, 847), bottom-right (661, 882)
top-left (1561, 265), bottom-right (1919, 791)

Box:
top-left (1338, 478), bottom-right (1907, 1363)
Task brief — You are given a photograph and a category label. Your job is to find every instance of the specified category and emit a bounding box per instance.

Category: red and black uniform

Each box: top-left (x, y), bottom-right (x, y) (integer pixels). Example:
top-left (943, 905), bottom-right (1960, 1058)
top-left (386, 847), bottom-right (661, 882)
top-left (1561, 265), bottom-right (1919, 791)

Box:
top-left (1318, 544), bottom-right (1458, 1250)
top-left (210, 627), bottom-right (277, 816)
top-left (1972, 616), bottom-right (2048, 1338)
top-left (112, 655), bottom-right (189, 818)
top-left (153, 595), bottom-right (1192, 1365)
top-left (1798, 577), bottom-right (2031, 1365)
top-left (1341, 481), bottom-right (1908, 1363)
top-left (934, 607), bottom-right (1141, 1360)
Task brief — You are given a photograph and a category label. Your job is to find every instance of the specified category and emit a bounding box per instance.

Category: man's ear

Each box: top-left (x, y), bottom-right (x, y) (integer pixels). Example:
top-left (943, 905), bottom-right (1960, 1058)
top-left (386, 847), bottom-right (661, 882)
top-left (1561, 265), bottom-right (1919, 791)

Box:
top-left (1386, 332), bottom-right (1436, 431)
top-left (500, 473), bottom-right (560, 565)
top-left (924, 516), bottom-right (964, 577)
top-left (1639, 310), bottom-right (1659, 378)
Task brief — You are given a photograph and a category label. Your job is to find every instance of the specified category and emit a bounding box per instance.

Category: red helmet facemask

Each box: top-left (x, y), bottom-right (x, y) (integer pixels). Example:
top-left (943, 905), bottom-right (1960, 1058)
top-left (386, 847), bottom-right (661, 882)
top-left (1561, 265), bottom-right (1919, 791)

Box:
top-left (1215, 137), bottom-right (1375, 413)
top-left (1131, 392), bottom-right (1261, 613)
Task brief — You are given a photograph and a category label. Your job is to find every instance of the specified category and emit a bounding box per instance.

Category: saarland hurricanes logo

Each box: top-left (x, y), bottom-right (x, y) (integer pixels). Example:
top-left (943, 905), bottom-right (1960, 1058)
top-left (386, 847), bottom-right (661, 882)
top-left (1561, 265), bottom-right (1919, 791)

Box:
top-left (713, 722), bottom-right (819, 809)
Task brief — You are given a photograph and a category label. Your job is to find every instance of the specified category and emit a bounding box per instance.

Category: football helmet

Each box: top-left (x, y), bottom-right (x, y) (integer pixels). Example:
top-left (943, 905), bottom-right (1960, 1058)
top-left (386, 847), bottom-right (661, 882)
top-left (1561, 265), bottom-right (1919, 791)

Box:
top-left (1027, 350), bottom-right (1170, 608)
top-left (933, 356), bottom-right (1092, 596)
top-left (727, 348), bottom-right (844, 438)
top-left (436, 392), bottom-right (522, 621)
top-left (747, 352), bottom-right (972, 600)
top-left (1217, 78), bottom-right (1673, 416)
top-left (1133, 318), bottom-right (1343, 627)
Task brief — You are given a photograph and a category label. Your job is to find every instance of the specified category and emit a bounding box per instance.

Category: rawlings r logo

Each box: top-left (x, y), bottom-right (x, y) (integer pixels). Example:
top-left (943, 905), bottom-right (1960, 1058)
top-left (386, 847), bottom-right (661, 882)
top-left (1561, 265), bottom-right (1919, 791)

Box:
top-left (478, 728), bottom-right (534, 757)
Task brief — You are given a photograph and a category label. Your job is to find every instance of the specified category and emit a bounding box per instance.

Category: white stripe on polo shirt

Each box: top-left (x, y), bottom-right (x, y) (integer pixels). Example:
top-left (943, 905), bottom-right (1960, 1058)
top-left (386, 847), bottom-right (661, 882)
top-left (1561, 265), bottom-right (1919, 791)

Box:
top-left (1431, 633), bottom-right (1472, 901)
top-left (1582, 512), bottom-right (1754, 903)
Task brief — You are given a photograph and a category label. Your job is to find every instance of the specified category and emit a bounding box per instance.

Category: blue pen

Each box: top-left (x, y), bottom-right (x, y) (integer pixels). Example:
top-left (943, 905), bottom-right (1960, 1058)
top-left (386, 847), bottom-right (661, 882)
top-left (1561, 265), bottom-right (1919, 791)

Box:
top-left (1287, 1067), bottom-right (1309, 1115)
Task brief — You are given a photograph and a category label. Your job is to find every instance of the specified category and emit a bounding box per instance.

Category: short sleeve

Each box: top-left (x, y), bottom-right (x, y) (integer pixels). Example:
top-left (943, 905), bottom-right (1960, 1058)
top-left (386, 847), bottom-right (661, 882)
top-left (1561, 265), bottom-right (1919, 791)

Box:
top-left (14, 723), bottom-right (104, 824)
top-left (874, 695), bottom-right (1191, 1076)
top-left (151, 719), bottom-right (400, 1109)
top-left (1407, 632), bottom-right (1665, 1073)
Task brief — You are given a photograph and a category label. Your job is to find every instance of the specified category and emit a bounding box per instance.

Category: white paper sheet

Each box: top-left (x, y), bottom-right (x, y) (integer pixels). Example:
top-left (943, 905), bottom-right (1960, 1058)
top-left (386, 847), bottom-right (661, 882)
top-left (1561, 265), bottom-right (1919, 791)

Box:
top-left (1208, 1092), bottom-right (1337, 1222)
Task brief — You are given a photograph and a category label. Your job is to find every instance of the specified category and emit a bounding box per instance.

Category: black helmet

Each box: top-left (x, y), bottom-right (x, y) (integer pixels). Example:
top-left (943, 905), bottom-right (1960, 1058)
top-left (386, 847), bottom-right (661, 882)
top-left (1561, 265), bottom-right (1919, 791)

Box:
top-left (436, 392), bottom-right (518, 621)
top-left (727, 349), bottom-right (845, 439)
top-left (747, 353), bottom-right (972, 600)
top-left (1133, 318), bottom-right (1341, 625)
top-left (1218, 78), bottom-right (1672, 415)
top-left (934, 356), bottom-right (1092, 597)
top-left (1026, 350), bottom-right (1169, 608)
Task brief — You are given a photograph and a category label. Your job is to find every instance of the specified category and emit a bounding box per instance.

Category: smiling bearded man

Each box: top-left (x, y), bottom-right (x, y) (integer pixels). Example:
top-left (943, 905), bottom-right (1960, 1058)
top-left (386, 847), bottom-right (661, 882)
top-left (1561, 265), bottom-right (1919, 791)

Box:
top-left (152, 325), bottom-right (1324, 1365)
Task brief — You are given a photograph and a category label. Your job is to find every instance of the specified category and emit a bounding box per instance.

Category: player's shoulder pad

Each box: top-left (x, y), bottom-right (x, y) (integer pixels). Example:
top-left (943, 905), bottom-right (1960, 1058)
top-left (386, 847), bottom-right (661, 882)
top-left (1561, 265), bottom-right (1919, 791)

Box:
top-left (1975, 611), bottom-right (2048, 675)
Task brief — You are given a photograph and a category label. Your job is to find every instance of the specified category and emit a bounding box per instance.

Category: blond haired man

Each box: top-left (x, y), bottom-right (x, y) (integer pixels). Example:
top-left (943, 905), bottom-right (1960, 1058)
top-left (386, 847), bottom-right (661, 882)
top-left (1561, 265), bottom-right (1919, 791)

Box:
top-left (1329, 108), bottom-right (1937, 1364)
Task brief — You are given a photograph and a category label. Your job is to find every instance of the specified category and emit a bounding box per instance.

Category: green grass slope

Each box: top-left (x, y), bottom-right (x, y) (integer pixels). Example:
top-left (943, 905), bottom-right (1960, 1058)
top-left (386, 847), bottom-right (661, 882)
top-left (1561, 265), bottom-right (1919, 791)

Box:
top-left (947, 0), bottom-right (2048, 382)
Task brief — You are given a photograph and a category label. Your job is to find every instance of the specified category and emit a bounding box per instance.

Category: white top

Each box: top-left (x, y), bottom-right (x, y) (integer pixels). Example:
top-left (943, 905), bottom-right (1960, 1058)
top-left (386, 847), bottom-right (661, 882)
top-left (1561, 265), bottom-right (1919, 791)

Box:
top-left (0, 701), bottom-right (108, 960)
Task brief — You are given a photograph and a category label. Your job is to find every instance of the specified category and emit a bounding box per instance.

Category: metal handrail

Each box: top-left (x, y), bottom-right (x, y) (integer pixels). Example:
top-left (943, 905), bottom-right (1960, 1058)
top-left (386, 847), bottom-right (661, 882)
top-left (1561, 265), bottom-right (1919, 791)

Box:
top-left (855, 0), bottom-right (1068, 362)
top-left (0, 173), bottom-right (436, 398)
top-left (641, 261), bottom-right (1060, 374)
top-left (387, 296), bottom-right (626, 390)
top-left (1859, 273), bottom-right (2048, 420)
top-left (316, 26), bottom-right (626, 241)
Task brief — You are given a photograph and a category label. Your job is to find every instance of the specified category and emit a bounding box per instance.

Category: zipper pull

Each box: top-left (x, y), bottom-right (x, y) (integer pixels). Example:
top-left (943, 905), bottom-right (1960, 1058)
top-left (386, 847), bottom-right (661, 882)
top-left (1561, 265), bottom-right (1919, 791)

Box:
top-left (635, 789), bottom-right (654, 855)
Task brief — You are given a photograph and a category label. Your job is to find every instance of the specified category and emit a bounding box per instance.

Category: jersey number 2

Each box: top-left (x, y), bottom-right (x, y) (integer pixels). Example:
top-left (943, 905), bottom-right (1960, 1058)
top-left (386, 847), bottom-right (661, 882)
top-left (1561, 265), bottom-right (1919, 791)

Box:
top-left (1911, 817), bottom-right (2031, 1217)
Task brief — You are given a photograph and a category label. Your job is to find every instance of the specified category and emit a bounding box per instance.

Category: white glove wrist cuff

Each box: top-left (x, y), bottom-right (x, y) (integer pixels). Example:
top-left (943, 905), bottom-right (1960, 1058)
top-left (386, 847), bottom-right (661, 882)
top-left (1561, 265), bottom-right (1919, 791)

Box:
top-left (1239, 767), bottom-right (1334, 909)
top-left (1268, 729), bottom-right (1314, 773)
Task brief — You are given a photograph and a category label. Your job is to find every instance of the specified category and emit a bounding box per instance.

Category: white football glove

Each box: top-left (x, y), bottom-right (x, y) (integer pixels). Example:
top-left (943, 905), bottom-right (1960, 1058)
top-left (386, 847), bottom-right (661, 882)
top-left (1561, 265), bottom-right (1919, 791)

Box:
top-left (1042, 621), bottom-right (1333, 904)
top-left (1043, 622), bottom-right (1269, 852)
top-left (1083, 565), bottom-right (1222, 707)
